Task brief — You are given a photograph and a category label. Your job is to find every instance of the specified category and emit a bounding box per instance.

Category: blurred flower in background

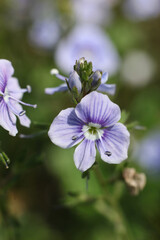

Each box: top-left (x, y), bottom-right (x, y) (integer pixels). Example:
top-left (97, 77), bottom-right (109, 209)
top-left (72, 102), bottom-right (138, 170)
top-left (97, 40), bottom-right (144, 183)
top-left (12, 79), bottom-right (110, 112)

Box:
top-left (121, 51), bottom-right (155, 87)
top-left (123, 0), bottom-right (160, 21)
top-left (29, 18), bottom-right (60, 50)
top-left (28, 0), bottom-right (61, 50)
top-left (29, 0), bottom-right (56, 21)
top-left (71, 0), bottom-right (117, 25)
top-left (54, 24), bottom-right (120, 75)
top-left (6, 0), bottom-right (32, 28)
top-left (135, 129), bottom-right (160, 176)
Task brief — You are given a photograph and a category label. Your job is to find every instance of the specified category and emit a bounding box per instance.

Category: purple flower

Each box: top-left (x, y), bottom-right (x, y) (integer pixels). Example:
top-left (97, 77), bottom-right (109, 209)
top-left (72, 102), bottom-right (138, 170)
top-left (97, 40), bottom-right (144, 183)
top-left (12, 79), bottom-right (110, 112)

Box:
top-left (0, 59), bottom-right (37, 136)
top-left (135, 130), bottom-right (160, 175)
top-left (45, 68), bottom-right (116, 96)
top-left (29, 18), bottom-right (60, 50)
top-left (123, 0), bottom-right (160, 21)
top-left (71, 0), bottom-right (114, 25)
top-left (48, 91), bottom-right (130, 172)
top-left (54, 24), bottom-right (120, 76)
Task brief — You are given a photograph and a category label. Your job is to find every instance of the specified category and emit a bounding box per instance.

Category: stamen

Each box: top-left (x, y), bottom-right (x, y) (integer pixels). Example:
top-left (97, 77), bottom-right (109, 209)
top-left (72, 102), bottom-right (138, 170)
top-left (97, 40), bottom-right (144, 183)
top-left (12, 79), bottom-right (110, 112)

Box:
top-left (50, 68), bottom-right (59, 75)
top-left (105, 151), bottom-right (112, 157)
top-left (97, 132), bottom-right (111, 157)
top-left (19, 110), bottom-right (26, 116)
top-left (8, 95), bottom-right (37, 108)
top-left (72, 136), bottom-right (78, 140)
top-left (9, 85), bottom-right (32, 94)
top-left (50, 68), bottom-right (68, 81)
top-left (72, 127), bottom-right (89, 141)
top-left (72, 132), bottom-right (84, 141)
top-left (7, 101), bottom-right (22, 116)
top-left (26, 85), bottom-right (32, 93)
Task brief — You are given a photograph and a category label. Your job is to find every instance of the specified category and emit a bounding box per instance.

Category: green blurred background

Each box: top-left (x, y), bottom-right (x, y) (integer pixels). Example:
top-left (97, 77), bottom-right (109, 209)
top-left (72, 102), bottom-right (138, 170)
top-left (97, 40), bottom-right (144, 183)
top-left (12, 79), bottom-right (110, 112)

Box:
top-left (0, 0), bottom-right (160, 239)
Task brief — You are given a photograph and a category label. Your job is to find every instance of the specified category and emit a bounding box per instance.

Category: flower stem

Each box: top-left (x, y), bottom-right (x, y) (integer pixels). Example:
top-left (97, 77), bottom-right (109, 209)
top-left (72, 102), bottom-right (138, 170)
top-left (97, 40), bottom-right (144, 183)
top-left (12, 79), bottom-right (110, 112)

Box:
top-left (93, 164), bottom-right (134, 240)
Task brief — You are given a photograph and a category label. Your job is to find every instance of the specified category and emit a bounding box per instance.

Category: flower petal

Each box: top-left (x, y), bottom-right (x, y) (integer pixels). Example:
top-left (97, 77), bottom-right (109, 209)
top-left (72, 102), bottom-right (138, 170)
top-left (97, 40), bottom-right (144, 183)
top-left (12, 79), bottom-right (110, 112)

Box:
top-left (12, 101), bottom-right (31, 127)
top-left (45, 83), bottom-right (67, 95)
top-left (0, 100), bottom-right (18, 136)
top-left (48, 108), bottom-right (84, 148)
top-left (75, 91), bottom-right (121, 127)
top-left (7, 77), bottom-right (23, 100)
top-left (96, 123), bottom-right (130, 164)
top-left (0, 59), bottom-right (14, 92)
top-left (74, 139), bottom-right (96, 172)
top-left (101, 72), bottom-right (108, 84)
top-left (97, 83), bottom-right (116, 95)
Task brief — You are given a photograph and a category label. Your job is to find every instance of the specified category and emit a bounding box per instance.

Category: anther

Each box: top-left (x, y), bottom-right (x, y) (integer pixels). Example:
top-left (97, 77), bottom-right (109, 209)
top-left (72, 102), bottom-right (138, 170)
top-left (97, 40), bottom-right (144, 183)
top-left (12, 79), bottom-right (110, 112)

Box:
top-left (105, 151), bottom-right (112, 157)
top-left (33, 104), bottom-right (37, 108)
top-left (19, 110), bottom-right (26, 116)
top-left (72, 136), bottom-right (77, 140)
top-left (50, 68), bottom-right (59, 75)
top-left (26, 85), bottom-right (31, 93)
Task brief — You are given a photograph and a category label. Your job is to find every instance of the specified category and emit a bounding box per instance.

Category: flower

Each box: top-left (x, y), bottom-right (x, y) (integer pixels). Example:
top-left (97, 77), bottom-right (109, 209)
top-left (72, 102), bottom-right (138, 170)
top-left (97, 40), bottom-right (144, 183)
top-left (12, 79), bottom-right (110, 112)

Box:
top-left (135, 130), bottom-right (160, 175)
top-left (121, 51), bottom-right (155, 88)
top-left (54, 24), bottom-right (120, 75)
top-left (0, 59), bottom-right (37, 136)
top-left (45, 67), bottom-right (116, 96)
top-left (28, 18), bottom-right (60, 50)
top-left (71, 0), bottom-right (115, 25)
top-left (123, 0), bottom-right (160, 21)
top-left (48, 91), bottom-right (130, 172)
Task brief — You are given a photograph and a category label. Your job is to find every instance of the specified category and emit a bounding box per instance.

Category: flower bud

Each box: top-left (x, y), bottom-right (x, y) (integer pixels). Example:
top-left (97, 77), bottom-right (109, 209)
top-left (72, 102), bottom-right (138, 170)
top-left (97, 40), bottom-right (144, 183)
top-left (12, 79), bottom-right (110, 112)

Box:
top-left (68, 71), bottom-right (82, 94)
top-left (123, 168), bottom-right (146, 195)
top-left (90, 70), bottom-right (102, 88)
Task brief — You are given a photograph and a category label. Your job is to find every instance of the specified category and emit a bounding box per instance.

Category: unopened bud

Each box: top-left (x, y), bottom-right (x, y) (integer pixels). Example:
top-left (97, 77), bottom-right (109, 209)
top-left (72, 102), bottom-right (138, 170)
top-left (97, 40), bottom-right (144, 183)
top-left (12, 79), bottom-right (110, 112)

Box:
top-left (68, 71), bottom-right (82, 94)
top-left (123, 168), bottom-right (147, 196)
top-left (90, 70), bottom-right (102, 88)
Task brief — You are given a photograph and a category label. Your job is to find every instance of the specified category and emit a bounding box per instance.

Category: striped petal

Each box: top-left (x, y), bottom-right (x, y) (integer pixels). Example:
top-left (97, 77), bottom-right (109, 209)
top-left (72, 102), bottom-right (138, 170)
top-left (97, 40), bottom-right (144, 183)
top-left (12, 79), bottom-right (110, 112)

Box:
top-left (74, 139), bottom-right (96, 172)
top-left (48, 108), bottom-right (84, 148)
top-left (75, 91), bottom-right (121, 127)
top-left (97, 83), bottom-right (116, 95)
top-left (45, 83), bottom-right (67, 95)
top-left (0, 100), bottom-right (18, 136)
top-left (0, 59), bottom-right (14, 92)
top-left (96, 123), bottom-right (130, 164)
top-left (101, 72), bottom-right (109, 84)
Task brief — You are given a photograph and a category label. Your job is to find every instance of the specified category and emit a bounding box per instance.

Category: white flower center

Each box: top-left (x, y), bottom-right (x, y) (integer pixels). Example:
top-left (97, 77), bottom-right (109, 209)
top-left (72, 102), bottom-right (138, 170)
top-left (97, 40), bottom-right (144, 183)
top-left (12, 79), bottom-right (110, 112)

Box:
top-left (82, 122), bottom-right (104, 141)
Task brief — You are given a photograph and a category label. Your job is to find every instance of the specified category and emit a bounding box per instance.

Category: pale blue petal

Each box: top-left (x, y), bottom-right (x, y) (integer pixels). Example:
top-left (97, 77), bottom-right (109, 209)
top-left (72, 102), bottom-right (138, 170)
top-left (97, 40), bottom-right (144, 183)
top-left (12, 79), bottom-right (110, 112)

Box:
top-left (0, 59), bottom-right (14, 92)
top-left (12, 101), bottom-right (31, 127)
top-left (74, 139), bottom-right (96, 172)
top-left (48, 108), bottom-right (84, 148)
top-left (75, 91), bottom-right (121, 127)
top-left (68, 71), bottom-right (82, 94)
top-left (45, 83), bottom-right (67, 95)
top-left (96, 123), bottom-right (130, 164)
top-left (97, 83), bottom-right (116, 95)
top-left (7, 77), bottom-right (23, 100)
top-left (0, 100), bottom-right (18, 136)
top-left (101, 72), bottom-right (109, 84)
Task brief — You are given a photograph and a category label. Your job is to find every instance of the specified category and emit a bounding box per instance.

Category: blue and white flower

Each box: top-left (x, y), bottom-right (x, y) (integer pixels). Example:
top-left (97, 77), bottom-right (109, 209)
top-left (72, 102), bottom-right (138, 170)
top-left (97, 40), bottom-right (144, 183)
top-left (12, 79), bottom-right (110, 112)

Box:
top-left (0, 59), bottom-right (37, 136)
top-left (123, 0), bottom-right (160, 21)
top-left (48, 91), bottom-right (130, 172)
top-left (54, 24), bottom-right (120, 76)
top-left (45, 67), bottom-right (116, 96)
top-left (135, 130), bottom-right (160, 175)
top-left (71, 0), bottom-right (115, 25)
top-left (29, 18), bottom-right (60, 50)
